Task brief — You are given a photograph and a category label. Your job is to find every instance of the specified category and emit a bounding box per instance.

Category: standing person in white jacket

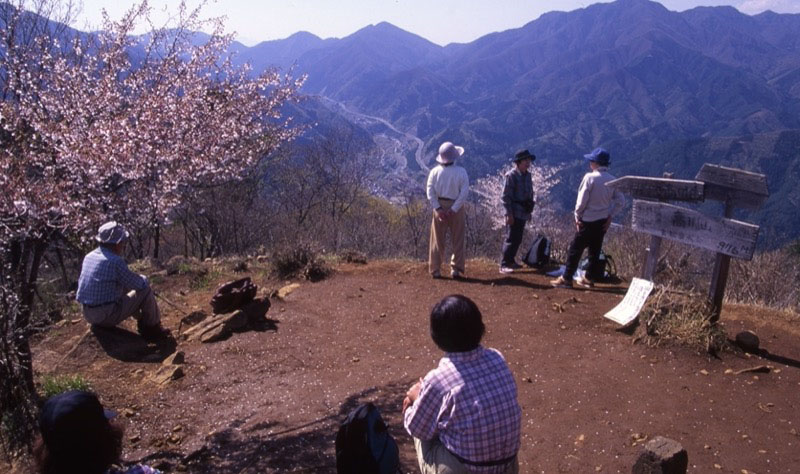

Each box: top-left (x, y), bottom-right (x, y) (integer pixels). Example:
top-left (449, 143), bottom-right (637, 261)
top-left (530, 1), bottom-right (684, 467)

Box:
top-left (427, 141), bottom-right (470, 279)
top-left (551, 147), bottom-right (624, 289)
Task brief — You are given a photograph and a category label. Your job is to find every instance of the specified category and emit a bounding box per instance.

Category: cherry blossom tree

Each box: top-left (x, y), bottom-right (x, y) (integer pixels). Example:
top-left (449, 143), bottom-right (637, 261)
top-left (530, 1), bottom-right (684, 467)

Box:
top-left (472, 163), bottom-right (563, 231)
top-left (0, 0), bottom-right (304, 442)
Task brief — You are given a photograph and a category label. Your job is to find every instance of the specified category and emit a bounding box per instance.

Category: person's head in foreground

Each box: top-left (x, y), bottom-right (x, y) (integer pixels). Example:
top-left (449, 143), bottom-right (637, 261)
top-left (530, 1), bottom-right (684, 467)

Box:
top-left (430, 294), bottom-right (486, 353)
top-left (35, 390), bottom-right (123, 474)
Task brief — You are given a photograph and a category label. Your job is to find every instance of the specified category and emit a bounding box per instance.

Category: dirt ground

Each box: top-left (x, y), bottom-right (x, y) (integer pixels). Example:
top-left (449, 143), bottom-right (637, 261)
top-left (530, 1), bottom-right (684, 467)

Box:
top-left (25, 258), bottom-right (800, 473)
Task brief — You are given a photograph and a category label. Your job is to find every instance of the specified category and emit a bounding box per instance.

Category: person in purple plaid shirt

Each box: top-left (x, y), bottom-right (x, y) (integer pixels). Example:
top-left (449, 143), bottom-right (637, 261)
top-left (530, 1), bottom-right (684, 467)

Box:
top-left (76, 221), bottom-right (170, 341)
top-left (403, 295), bottom-right (521, 473)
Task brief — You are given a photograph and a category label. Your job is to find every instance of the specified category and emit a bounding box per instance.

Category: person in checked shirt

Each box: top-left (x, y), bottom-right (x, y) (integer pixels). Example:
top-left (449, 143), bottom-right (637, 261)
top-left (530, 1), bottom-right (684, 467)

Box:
top-left (403, 295), bottom-right (521, 473)
top-left (76, 221), bottom-right (170, 341)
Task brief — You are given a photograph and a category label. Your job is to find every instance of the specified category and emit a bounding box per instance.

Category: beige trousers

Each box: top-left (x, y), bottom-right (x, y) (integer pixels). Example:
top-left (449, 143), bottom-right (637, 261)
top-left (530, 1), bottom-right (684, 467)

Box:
top-left (414, 437), bottom-right (519, 474)
top-left (429, 200), bottom-right (466, 276)
top-left (82, 286), bottom-right (161, 328)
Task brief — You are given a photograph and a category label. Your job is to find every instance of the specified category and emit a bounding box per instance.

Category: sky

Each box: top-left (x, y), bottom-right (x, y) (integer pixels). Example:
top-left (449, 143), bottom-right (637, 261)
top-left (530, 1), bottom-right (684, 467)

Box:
top-left (74, 0), bottom-right (800, 46)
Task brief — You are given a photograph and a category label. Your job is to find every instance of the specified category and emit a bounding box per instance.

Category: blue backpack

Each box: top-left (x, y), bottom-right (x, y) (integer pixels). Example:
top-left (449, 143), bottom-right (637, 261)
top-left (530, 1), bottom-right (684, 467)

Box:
top-left (335, 403), bottom-right (401, 474)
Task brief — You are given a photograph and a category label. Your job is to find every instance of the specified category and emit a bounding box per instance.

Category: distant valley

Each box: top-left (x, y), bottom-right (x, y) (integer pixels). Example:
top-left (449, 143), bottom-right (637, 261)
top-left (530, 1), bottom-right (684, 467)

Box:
top-left (227, 0), bottom-right (800, 244)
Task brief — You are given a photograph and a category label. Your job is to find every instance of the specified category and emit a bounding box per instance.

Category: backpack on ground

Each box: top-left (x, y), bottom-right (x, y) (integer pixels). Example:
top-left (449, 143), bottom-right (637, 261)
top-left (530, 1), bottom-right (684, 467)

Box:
top-left (335, 403), bottom-right (401, 474)
top-left (579, 251), bottom-right (617, 281)
top-left (524, 234), bottom-right (551, 268)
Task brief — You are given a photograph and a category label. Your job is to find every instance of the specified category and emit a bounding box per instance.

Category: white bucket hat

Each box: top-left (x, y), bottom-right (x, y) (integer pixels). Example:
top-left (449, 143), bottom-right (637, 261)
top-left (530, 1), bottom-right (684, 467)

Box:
top-left (436, 141), bottom-right (465, 164)
top-left (95, 221), bottom-right (129, 244)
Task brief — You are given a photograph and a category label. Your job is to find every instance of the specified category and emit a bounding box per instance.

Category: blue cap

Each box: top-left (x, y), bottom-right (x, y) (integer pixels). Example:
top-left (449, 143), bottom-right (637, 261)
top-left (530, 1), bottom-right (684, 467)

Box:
top-left (39, 391), bottom-right (116, 449)
top-left (584, 147), bottom-right (610, 165)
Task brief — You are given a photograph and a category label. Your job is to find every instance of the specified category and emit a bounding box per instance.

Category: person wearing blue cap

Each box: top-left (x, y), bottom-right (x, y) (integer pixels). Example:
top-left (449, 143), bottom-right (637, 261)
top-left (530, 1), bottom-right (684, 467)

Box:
top-left (551, 147), bottom-right (624, 289)
top-left (76, 221), bottom-right (170, 341)
top-left (34, 390), bottom-right (161, 474)
top-left (499, 150), bottom-right (536, 274)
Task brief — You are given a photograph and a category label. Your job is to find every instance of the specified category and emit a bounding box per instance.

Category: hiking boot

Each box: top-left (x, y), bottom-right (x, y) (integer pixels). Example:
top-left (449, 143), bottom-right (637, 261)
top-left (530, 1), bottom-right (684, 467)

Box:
top-left (499, 266), bottom-right (514, 274)
top-left (550, 276), bottom-right (573, 289)
top-left (138, 322), bottom-right (173, 342)
top-left (575, 275), bottom-right (595, 288)
top-left (509, 261), bottom-right (523, 269)
top-left (431, 271), bottom-right (442, 279)
top-left (451, 270), bottom-right (464, 279)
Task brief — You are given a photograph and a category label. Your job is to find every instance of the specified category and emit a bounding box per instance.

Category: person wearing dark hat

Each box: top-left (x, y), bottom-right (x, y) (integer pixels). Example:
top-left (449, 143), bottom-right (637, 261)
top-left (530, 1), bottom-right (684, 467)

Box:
top-left (34, 390), bottom-right (161, 474)
top-left (499, 149), bottom-right (536, 274)
top-left (76, 221), bottom-right (170, 341)
top-left (426, 141), bottom-right (470, 279)
top-left (551, 147), bottom-right (624, 289)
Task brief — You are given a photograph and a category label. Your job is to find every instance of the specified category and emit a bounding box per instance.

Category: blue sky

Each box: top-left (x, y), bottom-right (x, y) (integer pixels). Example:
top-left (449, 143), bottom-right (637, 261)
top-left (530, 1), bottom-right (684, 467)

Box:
top-left (75, 0), bottom-right (800, 46)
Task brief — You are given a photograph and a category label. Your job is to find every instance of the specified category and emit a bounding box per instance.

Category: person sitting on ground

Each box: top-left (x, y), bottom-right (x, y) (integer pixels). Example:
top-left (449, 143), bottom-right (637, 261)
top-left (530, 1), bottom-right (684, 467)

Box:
top-left (402, 294), bottom-right (521, 473)
top-left (499, 149), bottom-right (536, 274)
top-left (551, 147), bottom-right (624, 289)
top-left (76, 221), bottom-right (170, 341)
top-left (34, 390), bottom-right (162, 474)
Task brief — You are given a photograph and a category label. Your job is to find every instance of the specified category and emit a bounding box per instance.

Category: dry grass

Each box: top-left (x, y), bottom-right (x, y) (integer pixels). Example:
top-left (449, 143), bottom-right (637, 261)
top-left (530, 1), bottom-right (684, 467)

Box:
top-left (726, 247), bottom-right (800, 312)
top-left (635, 286), bottom-right (730, 354)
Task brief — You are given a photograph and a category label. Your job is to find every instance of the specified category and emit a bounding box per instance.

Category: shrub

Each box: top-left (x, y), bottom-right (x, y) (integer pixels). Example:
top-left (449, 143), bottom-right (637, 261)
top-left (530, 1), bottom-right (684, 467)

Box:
top-left (271, 246), bottom-right (332, 281)
top-left (39, 374), bottom-right (91, 399)
top-left (189, 269), bottom-right (222, 290)
top-left (635, 286), bottom-right (729, 354)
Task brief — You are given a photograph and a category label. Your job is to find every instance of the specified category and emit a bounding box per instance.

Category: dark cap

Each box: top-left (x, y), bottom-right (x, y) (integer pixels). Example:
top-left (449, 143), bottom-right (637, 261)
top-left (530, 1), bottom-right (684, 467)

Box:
top-left (584, 147), bottom-right (610, 165)
top-left (513, 149), bottom-right (536, 163)
top-left (39, 391), bottom-right (116, 449)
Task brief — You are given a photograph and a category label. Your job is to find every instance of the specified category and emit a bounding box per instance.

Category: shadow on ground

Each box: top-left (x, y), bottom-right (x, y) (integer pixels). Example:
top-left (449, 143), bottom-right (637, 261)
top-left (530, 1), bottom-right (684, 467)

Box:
top-left (137, 380), bottom-right (414, 473)
top-left (91, 326), bottom-right (177, 363)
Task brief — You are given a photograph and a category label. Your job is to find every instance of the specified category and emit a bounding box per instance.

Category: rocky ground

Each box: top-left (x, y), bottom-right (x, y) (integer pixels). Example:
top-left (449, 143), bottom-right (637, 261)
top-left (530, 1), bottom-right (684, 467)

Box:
top-left (22, 258), bottom-right (800, 473)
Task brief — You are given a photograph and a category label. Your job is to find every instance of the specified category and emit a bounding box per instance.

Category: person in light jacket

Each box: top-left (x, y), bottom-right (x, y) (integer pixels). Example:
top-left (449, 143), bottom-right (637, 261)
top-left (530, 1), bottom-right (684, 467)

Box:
top-left (427, 141), bottom-right (470, 279)
top-left (551, 147), bottom-right (624, 288)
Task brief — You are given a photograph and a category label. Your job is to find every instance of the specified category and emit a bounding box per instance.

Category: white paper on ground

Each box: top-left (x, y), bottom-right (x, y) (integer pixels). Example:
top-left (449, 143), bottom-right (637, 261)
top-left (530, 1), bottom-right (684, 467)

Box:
top-left (603, 278), bottom-right (655, 326)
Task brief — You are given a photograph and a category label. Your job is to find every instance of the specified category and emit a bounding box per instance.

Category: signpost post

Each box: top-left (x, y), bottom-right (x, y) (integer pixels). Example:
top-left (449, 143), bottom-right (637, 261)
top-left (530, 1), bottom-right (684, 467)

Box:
top-left (695, 164), bottom-right (769, 321)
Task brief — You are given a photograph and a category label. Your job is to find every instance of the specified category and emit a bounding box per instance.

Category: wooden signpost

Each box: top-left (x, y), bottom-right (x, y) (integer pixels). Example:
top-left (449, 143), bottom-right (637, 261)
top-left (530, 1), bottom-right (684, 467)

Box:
top-left (696, 164), bottom-right (769, 210)
top-left (611, 164), bottom-right (768, 322)
top-left (608, 175), bottom-right (705, 280)
top-left (606, 176), bottom-right (704, 203)
top-left (631, 201), bottom-right (760, 259)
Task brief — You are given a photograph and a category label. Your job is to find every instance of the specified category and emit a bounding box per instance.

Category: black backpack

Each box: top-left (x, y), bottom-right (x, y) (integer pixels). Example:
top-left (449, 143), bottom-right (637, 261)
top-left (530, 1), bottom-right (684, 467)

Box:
top-left (335, 403), bottom-right (401, 474)
top-left (524, 234), bottom-right (551, 268)
top-left (579, 251), bottom-right (616, 281)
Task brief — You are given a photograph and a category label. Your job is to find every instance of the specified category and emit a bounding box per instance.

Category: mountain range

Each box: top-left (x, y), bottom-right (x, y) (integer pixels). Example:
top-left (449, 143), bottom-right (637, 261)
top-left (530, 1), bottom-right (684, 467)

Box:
top-left (230, 0), bottom-right (800, 244)
top-left (4, 0), bottom-right (800, 245)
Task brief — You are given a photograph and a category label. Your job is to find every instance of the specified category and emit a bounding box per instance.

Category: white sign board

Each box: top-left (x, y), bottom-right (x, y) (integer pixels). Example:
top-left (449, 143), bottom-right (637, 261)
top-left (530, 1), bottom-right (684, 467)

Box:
top-left (604, 278), bottom-right (655, 326)
top-left (632, 200), bottom-right (759, 260)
